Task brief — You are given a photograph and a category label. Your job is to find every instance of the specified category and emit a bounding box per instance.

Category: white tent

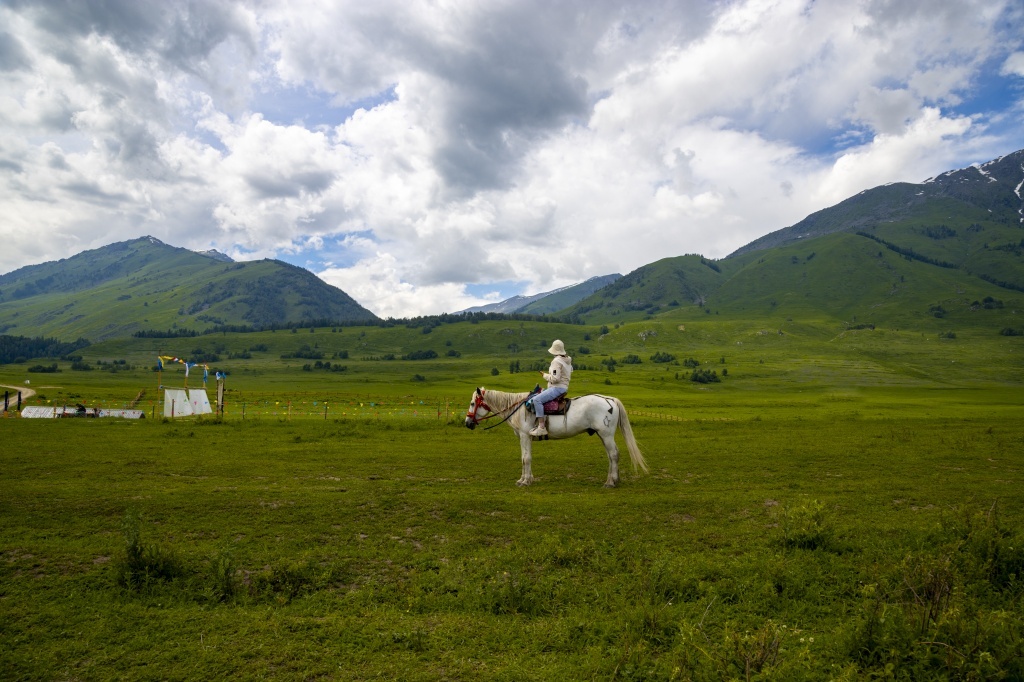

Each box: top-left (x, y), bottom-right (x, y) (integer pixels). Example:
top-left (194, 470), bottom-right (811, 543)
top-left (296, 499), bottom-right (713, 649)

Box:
top-left (21, 406), bottom-right (56, 418)
top-left (163, 389), bottom-right (194, 417)
top-left (189, 389), bottom-right (213, 415)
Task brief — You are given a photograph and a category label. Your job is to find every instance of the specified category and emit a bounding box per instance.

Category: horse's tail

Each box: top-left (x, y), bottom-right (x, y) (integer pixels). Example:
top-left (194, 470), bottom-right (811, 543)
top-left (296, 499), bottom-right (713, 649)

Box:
top-left (614, 397), bottom-right (648, 474)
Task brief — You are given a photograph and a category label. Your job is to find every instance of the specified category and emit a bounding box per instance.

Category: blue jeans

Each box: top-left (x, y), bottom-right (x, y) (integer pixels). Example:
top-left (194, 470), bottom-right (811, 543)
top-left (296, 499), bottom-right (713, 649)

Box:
top-left (532, 386), bottom-right (566, 418)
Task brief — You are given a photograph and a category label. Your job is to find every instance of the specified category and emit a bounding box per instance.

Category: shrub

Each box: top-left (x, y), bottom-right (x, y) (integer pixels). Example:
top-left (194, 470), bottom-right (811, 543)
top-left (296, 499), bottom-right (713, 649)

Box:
top-left (247, 559), bottom-right (331, 603)
top-left (650, 351), bottom-right (675, 363)
top-left (403, 349), bottom-right (438, 360)
top-left (978, 296), bottom-right (1004, 309)
top-left (208, 548), bottom-right (236, 602)
top-left (27, 364), bottom-right (60, 373)
top-left (281, 345), bottom-right (323, 360)
top-left (781, 500), bottom-right (832, 550)
top-left (690, 369), bottom-right (720, 383)
top-left (114, 510), bottom-right (183, 590)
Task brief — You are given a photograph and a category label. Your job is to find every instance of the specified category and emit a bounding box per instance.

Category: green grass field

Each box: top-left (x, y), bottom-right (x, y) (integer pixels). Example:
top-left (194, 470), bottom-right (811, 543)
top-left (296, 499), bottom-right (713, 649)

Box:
top-left (2, 316), bottom-right (1023, 679)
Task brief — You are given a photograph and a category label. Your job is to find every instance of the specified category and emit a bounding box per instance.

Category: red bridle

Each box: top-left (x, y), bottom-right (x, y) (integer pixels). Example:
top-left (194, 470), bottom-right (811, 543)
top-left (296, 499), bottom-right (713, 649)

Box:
top-left (465, 389), bottom-right (498, 426)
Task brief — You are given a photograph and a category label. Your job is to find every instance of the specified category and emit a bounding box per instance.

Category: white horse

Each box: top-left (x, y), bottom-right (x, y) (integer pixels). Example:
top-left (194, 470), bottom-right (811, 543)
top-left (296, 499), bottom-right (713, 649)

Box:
top-left (464, 387), bottom-right (648, 487)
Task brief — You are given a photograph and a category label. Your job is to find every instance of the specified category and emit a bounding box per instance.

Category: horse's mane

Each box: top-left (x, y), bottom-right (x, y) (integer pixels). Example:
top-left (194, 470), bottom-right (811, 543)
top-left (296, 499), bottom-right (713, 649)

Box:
top-left (482, 388), bottom-right (531, 413)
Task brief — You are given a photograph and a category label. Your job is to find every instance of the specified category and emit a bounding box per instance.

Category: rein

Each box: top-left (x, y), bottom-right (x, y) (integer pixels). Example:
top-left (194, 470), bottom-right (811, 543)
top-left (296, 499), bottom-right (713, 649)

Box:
top-left (483, 395), bottom-right (532, 430)
top-left (466, 388), bottom-right (535, 430)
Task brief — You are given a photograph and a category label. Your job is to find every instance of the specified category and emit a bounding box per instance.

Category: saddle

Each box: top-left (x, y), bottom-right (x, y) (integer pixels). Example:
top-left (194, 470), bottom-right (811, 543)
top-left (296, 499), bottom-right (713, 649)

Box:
top-left (525, 386), bottom-right (571, 416)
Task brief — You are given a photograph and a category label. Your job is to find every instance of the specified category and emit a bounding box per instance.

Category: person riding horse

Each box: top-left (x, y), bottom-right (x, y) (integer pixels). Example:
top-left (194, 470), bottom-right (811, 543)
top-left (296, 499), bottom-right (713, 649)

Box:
top-left (529, 339), bottom-right (572, 436)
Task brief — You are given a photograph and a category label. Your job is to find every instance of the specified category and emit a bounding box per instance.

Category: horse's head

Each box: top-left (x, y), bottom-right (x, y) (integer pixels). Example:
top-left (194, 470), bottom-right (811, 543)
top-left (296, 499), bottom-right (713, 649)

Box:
top-left (464, 387), bottom-right (491, 430)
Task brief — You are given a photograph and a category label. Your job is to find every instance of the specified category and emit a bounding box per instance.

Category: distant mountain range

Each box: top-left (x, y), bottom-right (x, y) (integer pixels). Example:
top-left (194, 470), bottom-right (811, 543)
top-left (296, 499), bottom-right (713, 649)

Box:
top-left (561, 148), bottom-right (1024, 327)
top-left (729, 149), bottom-right (1024, 258)
top-left (0, 237), bottom-right (377, 340)
top-left (1, 149), bottom-right (1022, 341)
top-left (456, 274), bottom-right (622, 315)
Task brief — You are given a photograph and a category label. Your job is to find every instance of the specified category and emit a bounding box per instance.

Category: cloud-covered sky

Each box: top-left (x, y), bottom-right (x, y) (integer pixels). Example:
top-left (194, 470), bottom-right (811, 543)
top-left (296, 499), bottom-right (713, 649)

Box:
top-left (2, 0), bottom-right (1023, 318)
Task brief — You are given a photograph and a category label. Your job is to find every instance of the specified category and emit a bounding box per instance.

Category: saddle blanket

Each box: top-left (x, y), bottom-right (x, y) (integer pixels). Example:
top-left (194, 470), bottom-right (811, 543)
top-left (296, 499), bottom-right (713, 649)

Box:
top-left (528, 397), bottom-right (569, 415)
top-left (541, 399), bottom-right (563, 413)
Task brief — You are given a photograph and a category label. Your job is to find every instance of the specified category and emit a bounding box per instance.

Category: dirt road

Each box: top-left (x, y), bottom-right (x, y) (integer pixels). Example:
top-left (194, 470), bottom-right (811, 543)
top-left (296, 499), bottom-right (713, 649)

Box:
top-left (1, 383), bottom-right (38, 405)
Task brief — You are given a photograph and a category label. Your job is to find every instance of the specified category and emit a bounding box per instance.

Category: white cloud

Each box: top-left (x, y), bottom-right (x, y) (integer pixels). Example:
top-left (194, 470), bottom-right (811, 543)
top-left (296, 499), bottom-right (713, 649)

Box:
top-left (1, 0), bottom-right (1023, 318)
top-left (815, 108), bottom-right (975, 204)
top-left (318, 251), bottom-right (483, 318)
top-left (1001, 52), bottom-right (1024, 78)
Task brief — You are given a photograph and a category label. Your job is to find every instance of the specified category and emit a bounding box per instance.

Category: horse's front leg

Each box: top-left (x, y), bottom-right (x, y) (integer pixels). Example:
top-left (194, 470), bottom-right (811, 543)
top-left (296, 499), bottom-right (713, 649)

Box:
top-left (517, 431), bottom-right (535, 486)
top-left (601, 432), bottom-right (620, 487)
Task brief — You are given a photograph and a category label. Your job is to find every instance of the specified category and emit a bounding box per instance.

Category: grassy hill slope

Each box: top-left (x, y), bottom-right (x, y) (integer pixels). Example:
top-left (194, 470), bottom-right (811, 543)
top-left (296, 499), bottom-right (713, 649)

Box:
top-left (725, 149), bottom-right (1024, 293)
top-left (0, 237), bottom-right (377, 340)
top-left (560, 255), bottom-right (727, 322)
top-left (561, 230), bottom-right (1022, 335)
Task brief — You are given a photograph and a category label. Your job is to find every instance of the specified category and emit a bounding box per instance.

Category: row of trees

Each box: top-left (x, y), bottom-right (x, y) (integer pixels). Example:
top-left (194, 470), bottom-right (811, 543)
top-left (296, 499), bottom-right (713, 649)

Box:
top-left (0, 334), bottom-right (91, 365)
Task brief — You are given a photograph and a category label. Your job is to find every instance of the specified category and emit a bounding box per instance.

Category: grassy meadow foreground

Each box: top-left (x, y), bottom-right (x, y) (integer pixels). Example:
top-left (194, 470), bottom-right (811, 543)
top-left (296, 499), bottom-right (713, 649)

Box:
top-left (2, 400), bottom-right (1023, 679)
top-left (1, 315), bottom-right (1023, 679)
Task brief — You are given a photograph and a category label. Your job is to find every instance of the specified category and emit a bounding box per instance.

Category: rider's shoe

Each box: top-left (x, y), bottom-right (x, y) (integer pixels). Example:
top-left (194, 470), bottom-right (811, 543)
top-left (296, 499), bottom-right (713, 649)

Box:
top-left (529, 420), bottom-right (548, 437)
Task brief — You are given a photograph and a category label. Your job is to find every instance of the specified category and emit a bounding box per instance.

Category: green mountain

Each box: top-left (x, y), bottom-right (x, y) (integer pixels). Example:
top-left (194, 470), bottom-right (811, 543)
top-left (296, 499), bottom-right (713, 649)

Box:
top-left (563, 255), bottom-right (726, 319)
top-left (458, 274), bottom-right (621, 315)
top-left (514, 274), bottom-right (622, 315)
top-left (0, 237), bottom-right (377, 340)
top-left (730, 149), bottom-right (1024, 289)
top-left (561, 149), bottom-right (1024, 330)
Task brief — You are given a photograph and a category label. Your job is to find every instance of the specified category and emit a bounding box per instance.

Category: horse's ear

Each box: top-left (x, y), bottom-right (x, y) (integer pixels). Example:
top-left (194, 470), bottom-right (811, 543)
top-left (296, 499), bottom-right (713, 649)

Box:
top-left (475, 387), bottom-right (482, 395)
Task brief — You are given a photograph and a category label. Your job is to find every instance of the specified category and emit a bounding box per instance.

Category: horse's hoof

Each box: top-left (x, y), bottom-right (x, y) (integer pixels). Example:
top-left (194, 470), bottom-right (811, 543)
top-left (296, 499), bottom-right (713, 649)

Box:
top-left (604, 481), bottom-right (618, 488)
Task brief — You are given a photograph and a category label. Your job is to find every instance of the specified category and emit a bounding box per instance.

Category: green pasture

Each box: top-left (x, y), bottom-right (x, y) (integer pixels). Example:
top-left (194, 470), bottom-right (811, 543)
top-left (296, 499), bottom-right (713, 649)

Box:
top-left (2, 316), bottom-right (1023, 679)
top-left (2, 400), bottom-right (1023, 680)
top-left (3, 313), bottom-right (1022, 411)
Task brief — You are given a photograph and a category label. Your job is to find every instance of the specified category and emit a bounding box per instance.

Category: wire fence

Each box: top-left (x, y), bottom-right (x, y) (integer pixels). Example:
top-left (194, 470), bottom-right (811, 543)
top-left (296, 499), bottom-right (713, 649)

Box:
top-left (178, 400), bottom-right (705, 424)
top-left (9, 387), bottom-right (704, 424)
top-left (629, 411), bottom-right (732, 422)
top-left (225, 396), bottom-right (462, 422)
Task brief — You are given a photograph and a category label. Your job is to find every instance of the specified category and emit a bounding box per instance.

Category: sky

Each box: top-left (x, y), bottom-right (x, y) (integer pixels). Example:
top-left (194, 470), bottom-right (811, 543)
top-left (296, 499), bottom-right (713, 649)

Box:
top-left (1, 0), bottom-right (1023, 319)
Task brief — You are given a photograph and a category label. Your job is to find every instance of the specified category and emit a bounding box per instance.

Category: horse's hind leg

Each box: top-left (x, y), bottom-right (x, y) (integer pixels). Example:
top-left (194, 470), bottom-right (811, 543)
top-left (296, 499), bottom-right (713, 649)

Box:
top-left (601, 432), bottom-right (620, 487)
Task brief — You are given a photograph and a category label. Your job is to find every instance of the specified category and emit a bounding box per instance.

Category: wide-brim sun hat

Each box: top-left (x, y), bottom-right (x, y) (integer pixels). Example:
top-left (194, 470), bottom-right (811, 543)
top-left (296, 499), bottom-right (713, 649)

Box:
top-left (548, 340), bottom-right (566, 355)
